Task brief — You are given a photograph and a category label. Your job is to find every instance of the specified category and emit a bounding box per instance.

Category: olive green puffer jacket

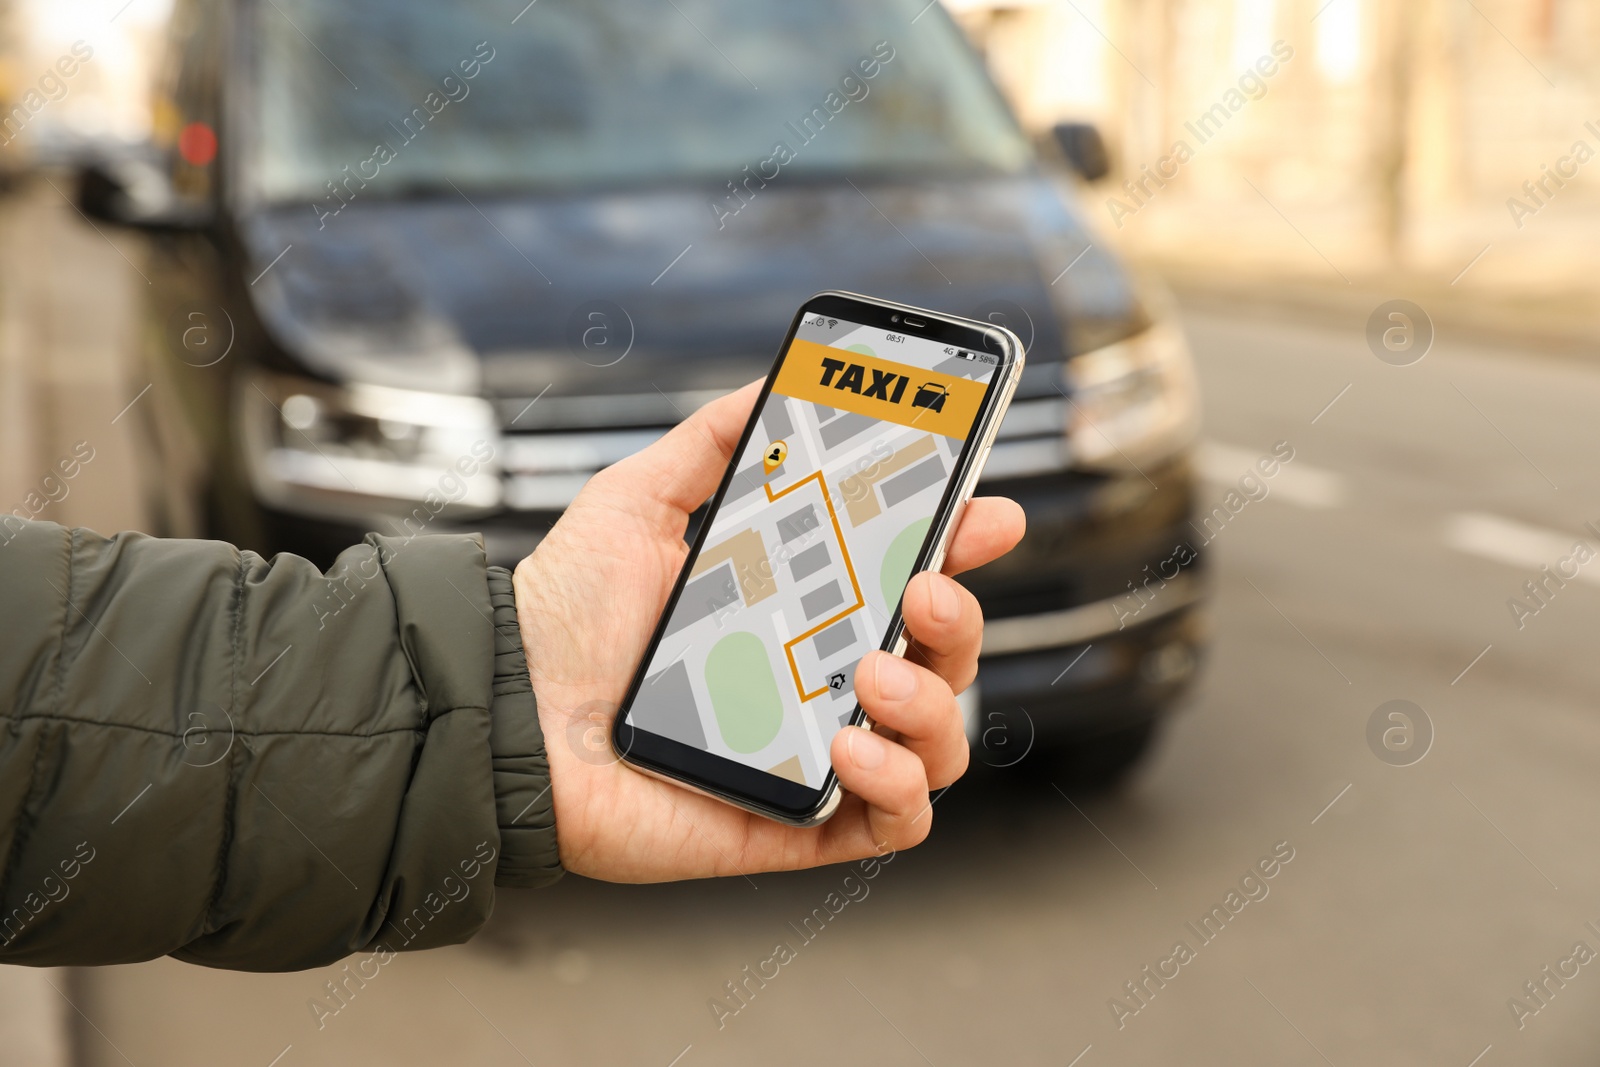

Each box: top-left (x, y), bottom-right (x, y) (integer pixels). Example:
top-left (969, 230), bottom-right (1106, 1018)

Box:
top-left (0, 520), bottom-right (561, 971)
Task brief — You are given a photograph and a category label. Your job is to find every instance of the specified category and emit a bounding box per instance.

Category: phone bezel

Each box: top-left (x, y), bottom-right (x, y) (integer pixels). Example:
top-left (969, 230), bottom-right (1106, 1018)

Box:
top-left (613, 290), bottom-right (1024, 823)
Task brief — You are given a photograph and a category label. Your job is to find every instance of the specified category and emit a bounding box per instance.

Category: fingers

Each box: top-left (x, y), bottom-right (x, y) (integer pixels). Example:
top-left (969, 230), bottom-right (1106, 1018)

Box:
top-left (813, 647), bottom-right (973, 861)
top-left (941, 496), bottom-right (1025, 577)
top-left (590, 379), bottom-right (764, 524)
top-left (827, 724), bottom-right (935, 853)
top-left (852, 650), bottom-right (968, 788)
top-left (900, 570), bottom-right (985, 695)
top-left (799, 499), bottom-right (1024, 865)
top-left (897, 496), bottom-right (1019, 694)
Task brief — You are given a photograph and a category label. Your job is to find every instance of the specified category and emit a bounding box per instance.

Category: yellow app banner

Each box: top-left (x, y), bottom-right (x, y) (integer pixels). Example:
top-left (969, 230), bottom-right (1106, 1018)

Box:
top-left (774, 339), bottom-right (988, 440)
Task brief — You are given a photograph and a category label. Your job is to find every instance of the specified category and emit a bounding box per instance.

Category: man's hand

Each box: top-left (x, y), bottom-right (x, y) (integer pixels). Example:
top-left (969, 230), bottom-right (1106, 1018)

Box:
top-left (512, 380), bottom-right (1025, 882)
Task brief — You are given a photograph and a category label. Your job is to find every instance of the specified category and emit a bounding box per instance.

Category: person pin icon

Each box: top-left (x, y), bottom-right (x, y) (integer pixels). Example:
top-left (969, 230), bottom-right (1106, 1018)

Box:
top-left (763, 440), bottom-right (787, 475)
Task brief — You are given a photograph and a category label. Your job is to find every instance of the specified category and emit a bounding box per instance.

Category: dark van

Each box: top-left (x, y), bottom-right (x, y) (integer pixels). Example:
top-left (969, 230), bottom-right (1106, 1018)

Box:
top-left (83, 0), bottom-right (1207, 783)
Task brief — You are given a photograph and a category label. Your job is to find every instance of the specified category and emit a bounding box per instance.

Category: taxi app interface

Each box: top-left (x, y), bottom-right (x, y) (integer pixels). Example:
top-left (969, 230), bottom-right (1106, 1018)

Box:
top-left (630, 315), bottom-right (1000, 788)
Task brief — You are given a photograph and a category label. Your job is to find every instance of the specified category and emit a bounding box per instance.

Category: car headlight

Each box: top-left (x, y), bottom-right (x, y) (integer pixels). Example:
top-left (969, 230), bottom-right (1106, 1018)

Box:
top-left (240, 372), bottom-right (502, 523)
top-left (1065, 323), bottom-right (1200, 473)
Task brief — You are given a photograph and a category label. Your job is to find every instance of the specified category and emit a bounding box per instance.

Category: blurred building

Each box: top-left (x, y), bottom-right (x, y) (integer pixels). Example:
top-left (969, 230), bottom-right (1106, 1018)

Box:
top-left (952, 0), bottom-right (1600, 308)
top-left (0, 0), bottom-right (171, 168)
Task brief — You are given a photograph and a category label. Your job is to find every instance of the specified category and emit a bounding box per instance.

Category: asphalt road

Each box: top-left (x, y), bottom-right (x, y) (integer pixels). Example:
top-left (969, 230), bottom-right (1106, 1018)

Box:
top-left (7, 187), bottom-right (1600, 1066)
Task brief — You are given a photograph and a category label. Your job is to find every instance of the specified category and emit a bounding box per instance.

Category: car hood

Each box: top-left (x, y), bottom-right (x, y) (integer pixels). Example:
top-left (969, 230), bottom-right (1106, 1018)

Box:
top-left (241, 174), bottom-right (1142, 398)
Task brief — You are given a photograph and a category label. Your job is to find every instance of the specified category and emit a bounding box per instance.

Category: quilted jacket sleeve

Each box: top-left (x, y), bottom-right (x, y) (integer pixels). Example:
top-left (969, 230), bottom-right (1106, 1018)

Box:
top-left (0, 520), bottom-right (560, 972)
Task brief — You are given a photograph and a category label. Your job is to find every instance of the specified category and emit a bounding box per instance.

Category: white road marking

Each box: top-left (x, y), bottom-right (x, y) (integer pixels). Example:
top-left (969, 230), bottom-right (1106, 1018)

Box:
top-left (1196, 441), bottom-right (1347, 509)
top-left (1442, 512), bottom-right (1600, 587)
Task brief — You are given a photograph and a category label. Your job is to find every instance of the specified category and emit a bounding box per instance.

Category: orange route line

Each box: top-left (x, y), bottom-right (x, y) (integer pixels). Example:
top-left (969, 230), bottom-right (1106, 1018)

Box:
top-left (763, 471), bottom-right (865, 702)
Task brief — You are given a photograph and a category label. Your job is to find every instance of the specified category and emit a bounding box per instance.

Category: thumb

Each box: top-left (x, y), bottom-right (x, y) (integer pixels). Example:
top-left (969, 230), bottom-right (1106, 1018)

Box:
top-left (590, 379), bottom-right (764, 523)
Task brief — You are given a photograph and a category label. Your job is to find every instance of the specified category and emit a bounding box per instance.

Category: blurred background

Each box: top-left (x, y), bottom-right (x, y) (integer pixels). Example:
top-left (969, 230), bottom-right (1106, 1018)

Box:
top-left (3, 0), bottom-right (1600, 1064)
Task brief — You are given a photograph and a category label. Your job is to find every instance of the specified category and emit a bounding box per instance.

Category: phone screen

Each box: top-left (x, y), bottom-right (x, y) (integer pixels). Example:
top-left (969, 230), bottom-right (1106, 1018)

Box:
top-left (625, 312), bottom-right (1004, 790)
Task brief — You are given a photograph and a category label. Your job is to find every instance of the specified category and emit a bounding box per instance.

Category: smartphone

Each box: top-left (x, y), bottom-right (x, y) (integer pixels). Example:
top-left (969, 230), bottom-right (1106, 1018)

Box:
top-left (613, 291), bottom-right (1024, 825)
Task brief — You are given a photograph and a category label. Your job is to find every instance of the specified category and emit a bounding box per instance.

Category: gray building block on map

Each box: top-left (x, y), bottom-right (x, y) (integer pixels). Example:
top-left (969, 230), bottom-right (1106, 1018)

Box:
top-left (820, 410), bottom-right (877, 450)
top-left (725, 457), bottom-right (784, 504)
top-left (629, 659), bottom-right (708, 749)
top-left (777, 504), bottom-right (819, 544)
top-left (665, 562), bottom-right (740, 638)
top-left (801, 580), bottom-right (844, 620)
top-left (788, 541), bottom-right (831, 581)
top-left (880, 454), bottom-right (948, 508)
top-left (761, 396), bottom-right (794, 442)
top-left (812, 617), bottom-right (857, 660)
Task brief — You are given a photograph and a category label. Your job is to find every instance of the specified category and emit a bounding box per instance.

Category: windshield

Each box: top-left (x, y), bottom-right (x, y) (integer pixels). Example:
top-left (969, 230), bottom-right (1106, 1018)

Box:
top-left (252, 0), bottom-right (1033, 202)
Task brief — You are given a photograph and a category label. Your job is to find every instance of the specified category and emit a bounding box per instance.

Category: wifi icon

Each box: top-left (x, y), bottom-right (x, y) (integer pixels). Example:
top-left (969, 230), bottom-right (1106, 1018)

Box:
top-left (827, 319), bottom-right (837, 329)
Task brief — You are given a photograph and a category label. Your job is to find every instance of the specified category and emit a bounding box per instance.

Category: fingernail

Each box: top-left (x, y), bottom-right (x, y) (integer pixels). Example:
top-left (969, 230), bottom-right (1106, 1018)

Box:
top-left (874, 652), bottom-right (917, 702)
top-left (846, 726), bottom-right (887, 770)
top-left (929, 574), bottom-right (960, 624)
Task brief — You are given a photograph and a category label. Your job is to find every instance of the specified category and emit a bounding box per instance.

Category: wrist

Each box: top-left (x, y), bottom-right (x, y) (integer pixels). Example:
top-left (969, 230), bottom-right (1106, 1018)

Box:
top-left (485, 565), bottom-right (563, 887)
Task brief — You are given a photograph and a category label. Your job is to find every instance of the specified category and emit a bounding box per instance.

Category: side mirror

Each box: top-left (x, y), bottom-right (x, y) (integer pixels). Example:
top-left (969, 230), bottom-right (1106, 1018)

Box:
top-left (75, 156), bottom-right (212, 232)
top-left (1050, 121), bottom-right (1110, 182)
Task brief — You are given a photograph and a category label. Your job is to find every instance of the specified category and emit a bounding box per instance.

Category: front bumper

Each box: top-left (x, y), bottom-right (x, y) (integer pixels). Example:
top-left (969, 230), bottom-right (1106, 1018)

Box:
top-left (978, 597), bottom-right (1205, 735)
top-left (258, 452), bottom-right (1209, 746)
top-left (958, 456), bottom-right (1208, 737)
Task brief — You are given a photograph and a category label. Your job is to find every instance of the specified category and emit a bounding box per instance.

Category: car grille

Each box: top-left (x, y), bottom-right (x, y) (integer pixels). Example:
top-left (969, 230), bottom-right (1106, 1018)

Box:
top-left (493, 391), bottom-right (1071, 512)
top-left (971, 577), bottom-right (1082, 619)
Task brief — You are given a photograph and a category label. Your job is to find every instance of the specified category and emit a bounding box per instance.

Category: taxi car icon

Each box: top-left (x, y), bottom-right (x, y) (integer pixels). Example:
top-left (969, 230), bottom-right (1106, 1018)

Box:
top-left (912, 382), bottom-right (948, 413)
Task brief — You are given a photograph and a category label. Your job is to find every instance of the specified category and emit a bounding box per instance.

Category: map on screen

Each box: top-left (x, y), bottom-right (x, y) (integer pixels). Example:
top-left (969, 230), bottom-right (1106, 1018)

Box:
top-left (626, 315), bottom-right (999, 788)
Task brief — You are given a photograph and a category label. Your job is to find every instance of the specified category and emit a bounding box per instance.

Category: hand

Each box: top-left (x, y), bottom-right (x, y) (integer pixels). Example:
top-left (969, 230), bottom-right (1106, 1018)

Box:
top-left (512, 380), bottom-right (1025, 882)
